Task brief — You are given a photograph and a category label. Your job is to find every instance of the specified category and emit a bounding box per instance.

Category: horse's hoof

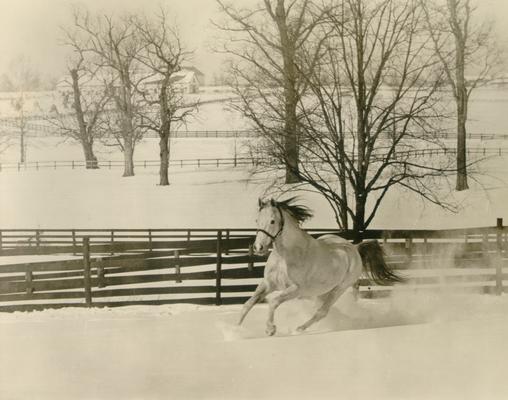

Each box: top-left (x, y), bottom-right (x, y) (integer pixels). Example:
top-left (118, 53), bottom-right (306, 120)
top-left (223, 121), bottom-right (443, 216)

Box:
top-left (296, 325), bottom-right (307, 333)
top-left (266, 325), bottom-right (276, 336)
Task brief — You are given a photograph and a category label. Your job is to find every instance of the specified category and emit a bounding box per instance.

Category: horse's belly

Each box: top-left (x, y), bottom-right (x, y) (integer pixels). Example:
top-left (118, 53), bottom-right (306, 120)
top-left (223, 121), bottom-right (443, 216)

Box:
top-left (289, 262), bottom-right (347, 297)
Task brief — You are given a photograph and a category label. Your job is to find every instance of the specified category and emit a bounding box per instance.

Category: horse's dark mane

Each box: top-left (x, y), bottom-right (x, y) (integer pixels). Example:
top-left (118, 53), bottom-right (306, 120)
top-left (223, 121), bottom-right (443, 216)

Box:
top-left (262, 197), bottom-right (314, 223)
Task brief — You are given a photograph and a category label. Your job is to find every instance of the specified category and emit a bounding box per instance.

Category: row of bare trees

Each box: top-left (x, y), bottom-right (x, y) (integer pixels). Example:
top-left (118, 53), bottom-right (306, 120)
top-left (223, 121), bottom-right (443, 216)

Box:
top-left (51, 7), bottom-right (195, 184)
top-left (217, 0), bottom-right (499, 239)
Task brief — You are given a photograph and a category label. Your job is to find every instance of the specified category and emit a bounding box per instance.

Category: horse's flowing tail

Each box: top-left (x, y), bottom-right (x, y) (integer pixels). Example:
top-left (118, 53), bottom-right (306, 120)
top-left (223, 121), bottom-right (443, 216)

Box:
top-left (357, 240), bottom-right (405, 285)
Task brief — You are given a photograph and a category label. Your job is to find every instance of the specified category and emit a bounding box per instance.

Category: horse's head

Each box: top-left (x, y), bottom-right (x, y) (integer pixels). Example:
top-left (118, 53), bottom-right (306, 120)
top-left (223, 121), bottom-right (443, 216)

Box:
top-left (253, 198), bottom-right (284, 256)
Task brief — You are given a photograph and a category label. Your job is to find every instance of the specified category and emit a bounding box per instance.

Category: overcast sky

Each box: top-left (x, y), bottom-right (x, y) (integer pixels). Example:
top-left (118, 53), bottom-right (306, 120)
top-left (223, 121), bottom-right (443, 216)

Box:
top-left (0, 0), bottom-right (507, 82)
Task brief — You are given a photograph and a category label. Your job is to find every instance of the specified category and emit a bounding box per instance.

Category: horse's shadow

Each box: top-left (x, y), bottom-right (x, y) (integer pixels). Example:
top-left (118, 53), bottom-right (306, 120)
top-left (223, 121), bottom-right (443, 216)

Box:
top-left (231, 295), bottom-right (433, 339)
top-left (313, 302), bottom-right (429, 333)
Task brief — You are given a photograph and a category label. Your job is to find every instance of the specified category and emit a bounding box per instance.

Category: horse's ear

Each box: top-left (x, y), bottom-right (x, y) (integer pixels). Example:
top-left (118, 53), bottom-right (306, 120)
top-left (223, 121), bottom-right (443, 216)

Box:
top-left (258, 198), bottom-right (264, 209)
top-left (270, 198), bottom-right (276, 207)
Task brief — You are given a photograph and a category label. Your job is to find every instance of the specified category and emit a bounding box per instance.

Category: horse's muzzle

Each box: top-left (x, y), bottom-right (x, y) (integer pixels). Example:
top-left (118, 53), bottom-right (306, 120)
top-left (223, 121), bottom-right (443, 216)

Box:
top-left (253, 243), bottom-right (269, 256)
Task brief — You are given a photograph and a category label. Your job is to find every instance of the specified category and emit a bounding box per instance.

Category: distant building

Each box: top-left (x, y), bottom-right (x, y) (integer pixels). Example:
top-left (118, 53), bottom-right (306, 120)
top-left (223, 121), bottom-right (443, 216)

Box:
top-left (55, 66), bottom-right (206, 97)
top-left (143, 67), bottom-right (205, 95)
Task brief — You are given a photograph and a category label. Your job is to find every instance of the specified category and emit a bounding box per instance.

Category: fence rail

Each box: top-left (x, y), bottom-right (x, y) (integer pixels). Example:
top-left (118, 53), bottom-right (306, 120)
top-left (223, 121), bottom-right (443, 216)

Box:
top-left (2, 147), bottom-right (508, 173)
top-left (0, 220), bottom-right (507, 312)
top-left (0, 157), bottom-right (259, 172)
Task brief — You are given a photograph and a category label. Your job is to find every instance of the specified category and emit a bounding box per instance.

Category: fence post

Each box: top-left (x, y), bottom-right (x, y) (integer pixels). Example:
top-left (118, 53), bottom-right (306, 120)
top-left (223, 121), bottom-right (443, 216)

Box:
top-left (72, 230), bottom-right (77, 255)
top-left (405, 237), bottom-right (413, 262)
top-left (482, 233), bottom-right (489, 266)
top-left (97, 258), bottom-right (105, 288)
top-left (35, 230), bottom-right (41, 248)
top-left (225, 230), bottom-right (230, 255)
top-left (496, 218), bottom-right (504, 295)
top-left (423, 236), bottom-right (429, 268)
top-left (83, 237), bottom-right (92, 307)
top-left (25, 265), bottom-right (34, 295)
top-left (216, 231), bottom-right (223, 305)
top-left (175, 250), bottom-right (182, 283)
top-left (110, 231), bottom-right (114, 256)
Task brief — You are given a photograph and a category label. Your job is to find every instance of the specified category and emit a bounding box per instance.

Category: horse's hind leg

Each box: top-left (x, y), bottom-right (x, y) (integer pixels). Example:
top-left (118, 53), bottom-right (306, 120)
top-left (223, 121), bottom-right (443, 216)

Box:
top-left (297, 285), bottom-right (347, 332)
top-left (266, 284), bottom-right (299, 336)
top-left (238, 281), bottom-right (269, 325)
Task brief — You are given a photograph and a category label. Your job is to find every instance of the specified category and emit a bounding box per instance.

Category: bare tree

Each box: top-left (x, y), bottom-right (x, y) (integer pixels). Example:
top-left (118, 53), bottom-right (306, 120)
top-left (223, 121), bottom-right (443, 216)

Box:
top-left (216, 0), bottom-right (328, 184)
top-left (251, 0), bottom-right (456, 240)
top-left (47, 55), bottom-right (111, 169)
top-left (132, 11), bottom-right (196, 186)
top-left (7, 55), bottom-right (41, 163)
top-left (71, 8), bottom-right (146, 177)
top-left (10, 96), bottom-right (28, 163)
top-left (422, 0), bottom-right (500, 191)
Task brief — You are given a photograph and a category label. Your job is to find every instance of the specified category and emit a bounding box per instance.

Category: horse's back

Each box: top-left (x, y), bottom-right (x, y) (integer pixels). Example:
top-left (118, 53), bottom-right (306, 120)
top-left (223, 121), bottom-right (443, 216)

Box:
top-left (317, 234), bottom-right (363, 278)
top-left (317, 234), bottom-right (356, 255)
top-left (317, 234), bottom-right (349, 246)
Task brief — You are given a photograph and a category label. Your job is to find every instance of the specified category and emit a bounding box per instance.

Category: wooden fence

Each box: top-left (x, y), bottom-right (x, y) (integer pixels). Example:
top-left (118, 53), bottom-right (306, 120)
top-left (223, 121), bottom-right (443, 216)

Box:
top-left (0, 157), bottom-right (259, 172)
top-left (0, 221), bottom-right (507, 312)
top-left (2, 147), bottom-right (508, 173)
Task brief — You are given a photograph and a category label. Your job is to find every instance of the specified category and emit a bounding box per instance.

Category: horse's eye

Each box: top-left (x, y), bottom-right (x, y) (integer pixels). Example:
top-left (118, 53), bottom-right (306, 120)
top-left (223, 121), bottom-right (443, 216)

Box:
top-left (270, 220), bottom-right (275, 224)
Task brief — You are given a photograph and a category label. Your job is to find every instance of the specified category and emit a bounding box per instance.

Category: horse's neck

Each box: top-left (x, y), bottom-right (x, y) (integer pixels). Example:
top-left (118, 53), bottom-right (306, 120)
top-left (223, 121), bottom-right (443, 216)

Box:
top-left (274, 213), bottom-right (312, 263)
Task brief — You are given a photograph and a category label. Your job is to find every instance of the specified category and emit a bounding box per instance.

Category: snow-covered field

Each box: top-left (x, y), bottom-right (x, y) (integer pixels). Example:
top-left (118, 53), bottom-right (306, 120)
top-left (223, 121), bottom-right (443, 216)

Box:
top-left (2, 292), bottom-right (508, 399)
top-left (1, 153), bottom-right (507, 229)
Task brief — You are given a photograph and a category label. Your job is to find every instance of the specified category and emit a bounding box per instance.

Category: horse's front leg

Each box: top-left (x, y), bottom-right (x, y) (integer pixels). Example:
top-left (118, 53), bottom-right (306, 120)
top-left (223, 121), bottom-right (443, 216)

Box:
top-left (238, 281), bottom-right (269, 325)
top-left (266, 284), bottom-right (299, 336)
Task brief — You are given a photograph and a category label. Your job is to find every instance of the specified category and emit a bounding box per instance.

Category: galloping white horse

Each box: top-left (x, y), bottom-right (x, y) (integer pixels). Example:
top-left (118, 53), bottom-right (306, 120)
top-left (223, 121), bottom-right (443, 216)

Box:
top-left (238, 198), bottom-right (403, 336)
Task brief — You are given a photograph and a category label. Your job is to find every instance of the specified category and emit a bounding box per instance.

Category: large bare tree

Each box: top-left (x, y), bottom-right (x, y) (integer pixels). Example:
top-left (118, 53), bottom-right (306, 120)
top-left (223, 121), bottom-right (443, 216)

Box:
top-left (216, 0), bottom-right (328, 184)
top-left (132, 11), bottom-right (196, 186)
top-left (50, 35), bottom-right (111, 169)
top-left (71, 8), bottom-right (146, 177)
top-left (250, 0), bottom-right (455, 239)
top-left (422, 0), bottom-right (499, 191)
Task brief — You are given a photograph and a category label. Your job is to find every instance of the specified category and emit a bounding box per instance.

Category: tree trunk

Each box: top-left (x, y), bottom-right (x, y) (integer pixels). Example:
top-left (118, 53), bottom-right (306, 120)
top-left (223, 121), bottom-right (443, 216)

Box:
top-left (159, 134), bottom-right (170, 186)
top-left (82, 140), bottom-right (99, 169)
top-left (338, 170), bottom-right (349, 230)
top-left (352, 194), bottom-right (366, 244)
top-left (20, 129), bottom-right (25, 163)
top-left (123, 140), bottom-right (135, 177)
top-left (284, 118), bottom-right (299, 183)
top-left (274, 0), bottom-right (300, 184)
top-left (455, 91), bottom-right (469, 191)
top-left (454, 25), bottom-right (469, 191)
top-left (71, 68), bottom-right (99, 169)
